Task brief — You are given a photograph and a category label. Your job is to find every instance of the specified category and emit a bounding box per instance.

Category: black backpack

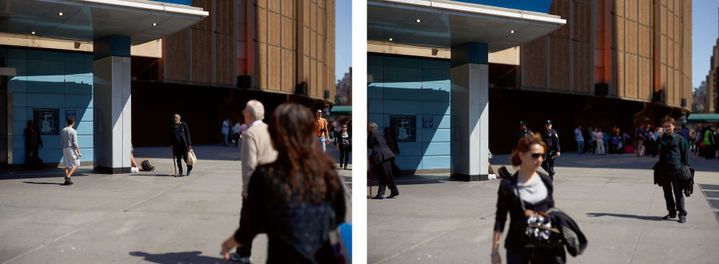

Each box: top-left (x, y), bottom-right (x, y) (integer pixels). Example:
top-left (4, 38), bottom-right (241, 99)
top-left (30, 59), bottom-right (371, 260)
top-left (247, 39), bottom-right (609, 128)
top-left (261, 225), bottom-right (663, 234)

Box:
top-left (141, 160), bottom-right (155, 172)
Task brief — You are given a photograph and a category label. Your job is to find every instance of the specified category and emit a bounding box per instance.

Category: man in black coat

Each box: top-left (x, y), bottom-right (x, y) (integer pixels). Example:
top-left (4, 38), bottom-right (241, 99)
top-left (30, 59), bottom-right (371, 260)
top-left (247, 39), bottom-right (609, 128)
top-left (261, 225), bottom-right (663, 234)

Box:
top-left (171, 114), bottom-right (193, 176)
top-left (542, 120), bottom-right (561, 180)
top-left (368, 122), bottom-right (399, 199)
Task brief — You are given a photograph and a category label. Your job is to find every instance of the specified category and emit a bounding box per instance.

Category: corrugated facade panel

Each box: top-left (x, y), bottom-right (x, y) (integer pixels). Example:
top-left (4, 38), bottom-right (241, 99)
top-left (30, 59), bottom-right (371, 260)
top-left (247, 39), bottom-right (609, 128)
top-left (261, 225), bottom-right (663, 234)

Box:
top-left (163, 30), bottom-right (190, 82)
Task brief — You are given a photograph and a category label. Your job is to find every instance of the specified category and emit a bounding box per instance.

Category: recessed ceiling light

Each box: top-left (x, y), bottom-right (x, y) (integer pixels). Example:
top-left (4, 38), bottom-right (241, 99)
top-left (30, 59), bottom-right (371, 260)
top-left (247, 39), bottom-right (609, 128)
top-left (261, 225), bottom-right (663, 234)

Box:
top-left (389, 37), bottom-right (393, 42)
top-left (152, 22), bottom-right (157, 26)
top-left (416, 19), bottom-right (421, 23)
top-left (58, 12), bottom-right (63, 16)
top-left (31, 31), bottom-right (36, 35)
top-left (510, 29), bottom-right (515, 34)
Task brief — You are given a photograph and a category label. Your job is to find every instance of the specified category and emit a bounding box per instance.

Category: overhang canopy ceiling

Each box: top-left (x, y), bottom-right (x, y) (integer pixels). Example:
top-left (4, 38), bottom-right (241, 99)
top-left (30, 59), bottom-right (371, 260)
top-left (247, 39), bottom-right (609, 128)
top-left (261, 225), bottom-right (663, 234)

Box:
top-left (0, 0), bottom-right (208, 45)
top-left (368, 0), bottom-right (566, 52)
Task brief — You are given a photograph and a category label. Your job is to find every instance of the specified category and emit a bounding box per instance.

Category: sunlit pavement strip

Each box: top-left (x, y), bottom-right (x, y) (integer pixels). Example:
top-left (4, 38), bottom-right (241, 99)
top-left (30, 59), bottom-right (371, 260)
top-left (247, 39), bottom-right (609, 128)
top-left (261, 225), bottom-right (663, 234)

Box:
top-left (368, 153), bottom-right (719, 264)
top-left (0, 145), bottom-right (351, 264)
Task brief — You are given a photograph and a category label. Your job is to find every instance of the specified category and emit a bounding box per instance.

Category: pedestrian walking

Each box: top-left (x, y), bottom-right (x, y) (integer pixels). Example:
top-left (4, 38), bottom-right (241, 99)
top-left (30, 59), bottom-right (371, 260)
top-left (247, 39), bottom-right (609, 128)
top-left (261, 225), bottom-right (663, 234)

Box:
top-left (221, 103), bottom-right (346, 263)
top-left (232, 120), bottom-right (242, 147)
top-left (60, 118), bottom-right (81, 185)
top-left (170, 114), bottom-right (193, 176)
top-left (313, 109), bottom-right (330, 152)
top-left (231, 100), bottom-right (278, 263)
top-left (369, 122), bottom-right (399, 199)
top-left (491, 134), bottom-right (565, 264)
top-left (335, 123), bottom-right (352, 169)
top-left (221, 117), bottom-right (231, 146)
top-left (703, 126), bottom-right (715, 159)
top-left (653, 116), bottom-right (691, 223)
top-left (541, 120), bottom-right (560, 180)
top-left (594, 128), bottom-right (605, 155)
top-left (574, 125), bottom-right (584, 154)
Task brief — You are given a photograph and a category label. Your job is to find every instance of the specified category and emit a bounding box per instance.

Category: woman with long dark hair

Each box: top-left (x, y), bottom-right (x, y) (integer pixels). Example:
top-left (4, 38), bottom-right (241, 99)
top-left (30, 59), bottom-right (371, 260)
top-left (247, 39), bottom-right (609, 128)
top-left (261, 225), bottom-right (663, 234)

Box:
top-left (221, 103), bottom-right (346, 263)
top-left (491, 134), bottom-right (565, 264)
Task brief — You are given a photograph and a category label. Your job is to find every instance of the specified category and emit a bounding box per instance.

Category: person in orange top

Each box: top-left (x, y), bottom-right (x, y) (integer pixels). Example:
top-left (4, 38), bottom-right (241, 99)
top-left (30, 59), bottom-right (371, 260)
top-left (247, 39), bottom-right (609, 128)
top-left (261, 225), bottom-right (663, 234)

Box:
top-left (313, 109), bottom-right (330, 152)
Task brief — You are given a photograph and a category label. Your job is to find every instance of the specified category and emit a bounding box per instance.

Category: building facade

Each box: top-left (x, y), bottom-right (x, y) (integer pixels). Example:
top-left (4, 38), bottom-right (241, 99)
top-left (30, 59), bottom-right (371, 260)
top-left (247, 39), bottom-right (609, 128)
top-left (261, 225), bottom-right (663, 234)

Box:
top-left (132, 0), bottom-right (337, 146)
top-left (368, 0), bottom-right (692, 176)
top-left (0, 0), bottom-right (208, 170)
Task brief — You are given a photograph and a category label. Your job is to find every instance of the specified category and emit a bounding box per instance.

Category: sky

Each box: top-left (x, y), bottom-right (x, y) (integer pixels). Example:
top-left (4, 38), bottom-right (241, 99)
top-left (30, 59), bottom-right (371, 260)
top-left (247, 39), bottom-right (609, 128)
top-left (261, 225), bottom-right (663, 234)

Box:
top-left (335, 0), bottom-right (352, 82)
top-left (693, 0), bottom-right (719, 89)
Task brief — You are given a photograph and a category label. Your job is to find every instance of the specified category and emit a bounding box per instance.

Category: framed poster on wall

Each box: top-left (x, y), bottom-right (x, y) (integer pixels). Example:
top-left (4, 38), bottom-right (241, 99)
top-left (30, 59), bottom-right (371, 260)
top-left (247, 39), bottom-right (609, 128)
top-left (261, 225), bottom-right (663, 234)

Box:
top-left (390, 115), bottom-right (416, 142)
top-left (34, 108), bottom-right (59, 135)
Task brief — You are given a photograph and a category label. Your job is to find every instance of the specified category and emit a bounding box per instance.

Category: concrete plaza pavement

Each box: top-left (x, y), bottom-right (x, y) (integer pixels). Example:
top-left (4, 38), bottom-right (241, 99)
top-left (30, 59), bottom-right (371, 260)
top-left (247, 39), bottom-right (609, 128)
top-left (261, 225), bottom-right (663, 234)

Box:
top-left (0, 145), bottom-right (351, 264)
top-left (368, 152), bottom-right (719, 264)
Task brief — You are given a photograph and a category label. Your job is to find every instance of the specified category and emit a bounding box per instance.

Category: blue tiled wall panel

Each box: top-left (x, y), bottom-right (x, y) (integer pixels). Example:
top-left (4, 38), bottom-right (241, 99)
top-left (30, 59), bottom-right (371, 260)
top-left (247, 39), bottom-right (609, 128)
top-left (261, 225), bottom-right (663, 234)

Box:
top-left (65, 95), bottom-right (93, 108)
top-left (421, 128), bottom-right (451, 142)
top-left (12, 93), bottom-right (27, 107)
top-left (423, 142), bottom-right (451, 156)
top-left (383, 100), bottom-right (422, 115)
top-left (74, 121), bottom-right (94, 135)
top-left (368, 99), bottom-right (384, 114)
top-left (28, 60), bottom-right (65, 76)
top-left (8, 77), bottom-right (27, 93)
top-left (423, 101), bottom-right (451, 115)
top-left (368, 114), bottom-right (385, 128)
top-left (12, 107), bottom-right (27, 121)
top-left (421, 156), bottom-right (452, 169)
top-left (7, 59), bottom-right (27, 75)
top-left (396, 142), bottom-right (422, 156)
top-left (367, 54), bottom-right (453, 170)
top-left (4, 47), bottom-right (95, 165)
top-left (27, 94), bottom-right (64, 107)
top-left (7, 48), bottom-right (27, 59)
top-left (383, 87), bottom-right (422, 100)
top-left (394, 155), bottom-right (422, 170)
top-left (27, 79), bottom-right (66, 94)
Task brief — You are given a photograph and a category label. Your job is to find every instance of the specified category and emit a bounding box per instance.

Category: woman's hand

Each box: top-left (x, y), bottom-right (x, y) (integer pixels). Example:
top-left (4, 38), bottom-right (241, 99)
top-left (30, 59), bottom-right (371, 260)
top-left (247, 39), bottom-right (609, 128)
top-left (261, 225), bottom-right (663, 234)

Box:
top-left (221, 236), bottom-right (239, 260)
top-left (491, 250), bottom-right (501, 264)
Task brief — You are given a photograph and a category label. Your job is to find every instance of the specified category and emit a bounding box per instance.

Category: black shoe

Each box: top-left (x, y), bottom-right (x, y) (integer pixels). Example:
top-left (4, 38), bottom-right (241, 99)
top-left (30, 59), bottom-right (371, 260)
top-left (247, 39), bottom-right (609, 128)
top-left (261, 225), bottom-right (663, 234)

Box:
top-left (678, 215), bottom-right (686, 223)
top-left (387, 192), bottom-right (399, 199)
top-left (63, 177), bottom-right (73, 185)
top-left (176, 172), bottom-right (184, 177)
top-left (186, 171), bottom-right (191, 176)
top-left (663, 214), bottom-right (676, 220)
top-left (372, 195), bottom-right (384, 200)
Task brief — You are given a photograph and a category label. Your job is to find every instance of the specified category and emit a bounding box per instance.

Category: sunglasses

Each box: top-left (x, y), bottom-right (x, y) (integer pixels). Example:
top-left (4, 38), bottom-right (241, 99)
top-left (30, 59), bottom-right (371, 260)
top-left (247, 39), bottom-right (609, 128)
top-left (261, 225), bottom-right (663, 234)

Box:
top-left (531, 153), bottom-right (545, 159)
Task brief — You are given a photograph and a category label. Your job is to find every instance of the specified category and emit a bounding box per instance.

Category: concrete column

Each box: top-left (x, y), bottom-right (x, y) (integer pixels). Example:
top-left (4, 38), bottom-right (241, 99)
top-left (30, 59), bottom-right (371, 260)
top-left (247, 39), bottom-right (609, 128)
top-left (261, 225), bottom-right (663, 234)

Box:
top-left (450, 43), bottom-right (489, 181)
top-left (93, 35), bottom-right (132, 173)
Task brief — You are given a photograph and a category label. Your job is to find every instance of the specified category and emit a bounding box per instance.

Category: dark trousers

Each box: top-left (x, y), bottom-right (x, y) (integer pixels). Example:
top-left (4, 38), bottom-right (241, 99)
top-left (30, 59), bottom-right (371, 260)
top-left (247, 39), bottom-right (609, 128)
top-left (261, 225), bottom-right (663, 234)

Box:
top-left (507, 248), bottom-right (566, 264)
top-left (541, 157), bottom-right (555, 179)
top-left (373, 159), bottom-right (398, 196)
top-left (236, 197), bottom-right (254, 256)
top-left (339, 146), bottom-right (351, 168)
top-left (173, 149), bottom-right (192, 173)
top-left (25, 145), bottom-right (39, 162)
top-left (662, 174), bottom-right (687, 217)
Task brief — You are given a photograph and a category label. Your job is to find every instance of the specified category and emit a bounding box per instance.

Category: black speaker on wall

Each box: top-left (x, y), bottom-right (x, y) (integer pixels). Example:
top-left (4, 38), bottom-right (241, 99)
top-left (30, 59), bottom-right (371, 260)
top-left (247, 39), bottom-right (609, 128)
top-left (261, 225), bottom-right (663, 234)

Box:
top-left (652, 90), bottom-right (664, 103)
top-left (295, 82), bottom-right (307, 96)
top-left (594, 83), bottom-right (608, 97)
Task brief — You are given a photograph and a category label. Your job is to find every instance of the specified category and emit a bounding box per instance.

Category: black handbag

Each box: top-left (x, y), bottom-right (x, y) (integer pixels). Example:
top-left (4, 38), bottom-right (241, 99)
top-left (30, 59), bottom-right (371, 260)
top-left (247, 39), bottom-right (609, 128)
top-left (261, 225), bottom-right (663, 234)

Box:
top-left (516, 182), bottom-right (563, 249)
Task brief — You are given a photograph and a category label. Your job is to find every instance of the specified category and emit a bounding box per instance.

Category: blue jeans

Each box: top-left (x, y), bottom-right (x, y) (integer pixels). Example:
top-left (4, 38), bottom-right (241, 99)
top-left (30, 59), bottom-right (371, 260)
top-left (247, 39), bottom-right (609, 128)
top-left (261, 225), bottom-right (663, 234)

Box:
top-left (319, 136), bottom-right (327, 152)
top-left (576, 140), bottom-right (584, 153)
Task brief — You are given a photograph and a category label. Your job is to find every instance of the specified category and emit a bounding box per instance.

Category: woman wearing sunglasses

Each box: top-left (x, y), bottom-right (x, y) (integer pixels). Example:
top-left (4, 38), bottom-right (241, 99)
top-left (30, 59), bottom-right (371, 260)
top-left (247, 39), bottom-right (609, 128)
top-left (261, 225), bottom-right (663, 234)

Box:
top-left (491, 134), bottom-right (565, 264)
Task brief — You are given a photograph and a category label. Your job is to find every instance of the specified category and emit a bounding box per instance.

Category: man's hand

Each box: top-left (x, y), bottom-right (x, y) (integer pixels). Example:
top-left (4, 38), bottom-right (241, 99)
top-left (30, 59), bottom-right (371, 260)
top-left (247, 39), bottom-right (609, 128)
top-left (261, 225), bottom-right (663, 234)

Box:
top-left (221, 236), bottom-right (239, 260)
top-left (556, 152), bottom-right (561, 157)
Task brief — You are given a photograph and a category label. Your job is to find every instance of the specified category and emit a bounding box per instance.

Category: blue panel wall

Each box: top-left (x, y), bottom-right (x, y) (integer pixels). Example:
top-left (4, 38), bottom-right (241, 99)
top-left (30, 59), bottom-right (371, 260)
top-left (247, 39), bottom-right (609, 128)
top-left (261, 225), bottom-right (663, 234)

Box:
top-left (4, 47), bottom-right (94, 165)
top-left (368, 54), bottom-right (451, 171)
top-left (454, 0), bottom-right (552, 13)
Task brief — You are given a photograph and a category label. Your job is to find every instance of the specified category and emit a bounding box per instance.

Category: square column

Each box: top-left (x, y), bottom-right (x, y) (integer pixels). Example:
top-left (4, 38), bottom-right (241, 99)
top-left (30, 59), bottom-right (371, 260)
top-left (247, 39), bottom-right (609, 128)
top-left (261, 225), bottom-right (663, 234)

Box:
top-left (93, 36), bottom-right (132, 173)
top-left (450, 43), bottom-right (489, 181)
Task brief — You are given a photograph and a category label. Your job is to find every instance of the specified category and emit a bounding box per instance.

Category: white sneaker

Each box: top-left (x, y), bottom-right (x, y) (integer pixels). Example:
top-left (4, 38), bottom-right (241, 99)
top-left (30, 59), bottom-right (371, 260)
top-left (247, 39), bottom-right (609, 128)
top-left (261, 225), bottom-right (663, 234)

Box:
top-left (488, 174), bottom-right (497, 180)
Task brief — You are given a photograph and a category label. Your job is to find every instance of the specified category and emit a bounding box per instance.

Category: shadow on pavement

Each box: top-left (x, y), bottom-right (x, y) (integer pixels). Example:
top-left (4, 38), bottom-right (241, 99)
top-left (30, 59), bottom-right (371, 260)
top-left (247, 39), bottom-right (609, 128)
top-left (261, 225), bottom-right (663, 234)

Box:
top-left (129, 250), bottom-right (226, 264)
top-left (130, 173), bottom-right (177, 177)
top-left (586, 212), bottom-right (665, 221)
top-left (22, 181), bottom-right (65, 185)
top-left (493, 153), bottom-right (719, 173)
top-left (0, 170), bottom-right (91, 180)
top-left (134, 145), bottom-right (241, 162)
